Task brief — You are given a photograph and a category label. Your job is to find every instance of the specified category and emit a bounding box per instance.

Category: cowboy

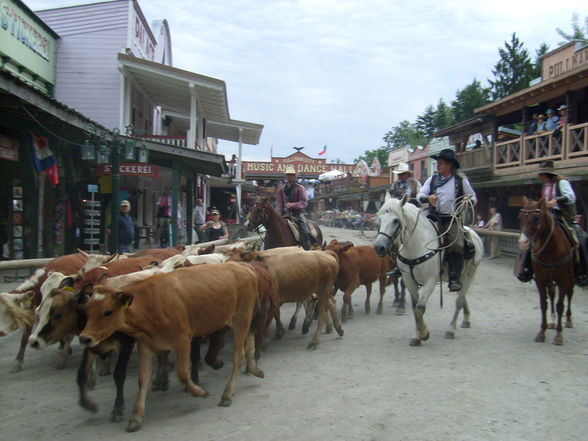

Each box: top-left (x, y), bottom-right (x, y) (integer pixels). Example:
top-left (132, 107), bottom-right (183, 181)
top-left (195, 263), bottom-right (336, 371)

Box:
top-left (390, 162), bottom-right (421, 203)
top-left (545, 108), bottom-right (559, 132)
top-left (417, 149), bottom-right (477, 291)
top-left (517, 161), bottom-right (588, 286)
top-left (275, 166), bottom-right (311, 250)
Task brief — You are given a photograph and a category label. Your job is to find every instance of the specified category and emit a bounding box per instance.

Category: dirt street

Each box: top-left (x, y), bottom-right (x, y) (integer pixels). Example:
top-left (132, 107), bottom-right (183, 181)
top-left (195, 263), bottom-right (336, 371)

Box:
top-left (1, 226), bottom-right (588, 441)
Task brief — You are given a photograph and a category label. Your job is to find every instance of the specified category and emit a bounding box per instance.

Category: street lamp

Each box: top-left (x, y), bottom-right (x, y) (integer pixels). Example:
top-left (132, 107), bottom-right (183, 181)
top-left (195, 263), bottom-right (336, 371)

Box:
top-left (81, 124), bottom-right (149, 253)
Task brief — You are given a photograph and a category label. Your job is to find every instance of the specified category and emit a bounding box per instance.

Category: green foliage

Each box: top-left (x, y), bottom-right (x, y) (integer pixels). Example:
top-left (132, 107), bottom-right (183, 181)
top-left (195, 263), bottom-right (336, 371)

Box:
top-left (451, 79), bottom-right (491, 123)
top-left (355, 148), bottom-right (388, 167)
top-left (488, 33), bottom-right (535, 100)
top-left (415, 105), bottom-right (437, 138)
top-left (556, 13), bottom-right (588, 45)
top-left (433, 98), bottom-right (455, 131)
top-left (382, 120), bottom-right (426, 151)
top-left (534, 43), bottom-right (550, 78)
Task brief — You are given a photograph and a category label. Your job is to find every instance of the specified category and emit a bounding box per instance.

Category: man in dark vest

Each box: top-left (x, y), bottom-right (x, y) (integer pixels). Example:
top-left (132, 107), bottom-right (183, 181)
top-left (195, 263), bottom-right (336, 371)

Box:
top-left (417, 149), bottom-right (477, 291)
top-left (390, 162), bottom-right (421, 203)
top-left (516, 161), bottom-right (588, 286)
top-left (276, 166), bottom-right (310, 250)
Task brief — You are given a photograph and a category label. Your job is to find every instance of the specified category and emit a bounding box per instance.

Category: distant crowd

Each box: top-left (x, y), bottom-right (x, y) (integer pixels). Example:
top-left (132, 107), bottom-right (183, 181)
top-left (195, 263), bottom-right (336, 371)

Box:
top-left (526, 105), bottom-right (567, 135)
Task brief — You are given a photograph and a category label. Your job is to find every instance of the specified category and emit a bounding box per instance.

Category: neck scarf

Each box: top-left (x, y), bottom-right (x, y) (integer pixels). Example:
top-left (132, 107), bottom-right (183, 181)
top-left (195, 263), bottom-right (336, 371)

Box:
top-left (432, 173), bottom-right (453, 192)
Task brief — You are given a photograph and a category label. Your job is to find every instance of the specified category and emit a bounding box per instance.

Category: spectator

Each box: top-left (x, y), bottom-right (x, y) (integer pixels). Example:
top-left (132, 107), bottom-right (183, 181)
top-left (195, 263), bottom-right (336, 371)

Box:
top-left (193, 198), bottom-right (205, 243)
top-left (108, 200), bottom-right (135, 253)
top-left (545, 109), bottom-right (559, 131)
top-left (557, 105), bottom-right (567, 128)
top-left (483, 207), bottom-right (503, 259)
top-left (199, 209), bottom-right (228, 241)
top-left (536, 114), bottom-right (547, 133)
top-left (474, 214), bottom-right (485, 228)
top-left (390, 162), bottom-right (421, 204)
top-left (526, 113), bottom-right (538, 136)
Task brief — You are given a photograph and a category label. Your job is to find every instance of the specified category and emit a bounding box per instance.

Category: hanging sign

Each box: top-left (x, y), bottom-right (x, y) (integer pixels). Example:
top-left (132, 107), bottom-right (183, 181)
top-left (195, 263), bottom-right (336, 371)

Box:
top-left (96, 163), bottom-right (160, 178)
top-left (0, 135), bottom-right (19, 161)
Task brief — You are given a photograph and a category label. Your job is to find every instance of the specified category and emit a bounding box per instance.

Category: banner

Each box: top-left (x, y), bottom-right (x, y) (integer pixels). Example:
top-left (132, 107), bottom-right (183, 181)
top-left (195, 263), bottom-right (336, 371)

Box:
top-left (243, 152), bottom-right (354, 178)
top-left (30, 132), bottom-right (58, 186)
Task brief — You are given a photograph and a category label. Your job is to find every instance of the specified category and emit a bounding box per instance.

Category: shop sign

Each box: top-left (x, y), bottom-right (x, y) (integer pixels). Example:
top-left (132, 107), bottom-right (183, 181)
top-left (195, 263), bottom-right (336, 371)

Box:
top-left (242, 152), bottom-right (355, 178)
top-left (0, 135), bottom-right (19, 161)
top-left (96, 163), bottom-right (160, 178)
top-left (542, 43), bottom-right (588, 81)
top-left (130, 6), bottom-right (155, 61)
top-left (0, 0), bottom-right (57, 84)
top-left (388, 147), bottom-right (408, 166)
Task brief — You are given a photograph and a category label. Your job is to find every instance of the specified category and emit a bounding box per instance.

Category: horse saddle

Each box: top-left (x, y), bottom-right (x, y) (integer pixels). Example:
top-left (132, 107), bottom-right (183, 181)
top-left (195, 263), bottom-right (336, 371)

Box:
top-left (284, 217), bottom-right (319, 242)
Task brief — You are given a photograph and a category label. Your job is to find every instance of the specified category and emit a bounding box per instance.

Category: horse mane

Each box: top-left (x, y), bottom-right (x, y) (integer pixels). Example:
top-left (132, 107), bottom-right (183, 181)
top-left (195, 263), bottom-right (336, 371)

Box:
top-left (378, 199), bottom-right (420, 225)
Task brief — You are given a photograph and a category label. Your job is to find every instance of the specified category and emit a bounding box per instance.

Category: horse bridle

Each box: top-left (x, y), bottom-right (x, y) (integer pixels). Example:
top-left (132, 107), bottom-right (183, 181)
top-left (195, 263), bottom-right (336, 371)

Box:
top-left (519, 208), bottom-right (555, 258)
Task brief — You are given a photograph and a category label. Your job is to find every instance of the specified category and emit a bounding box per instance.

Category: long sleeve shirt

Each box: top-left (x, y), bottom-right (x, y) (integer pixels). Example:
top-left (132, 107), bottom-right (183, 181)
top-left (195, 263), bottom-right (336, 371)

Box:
top-left (546, 115), bottom-right (559, 131)
top-left (276, 183), bottom-right (308, 215)
top-left (417, 174), bottom-right (477, 215)
top-left (542, 179), bottom-right (576, 210)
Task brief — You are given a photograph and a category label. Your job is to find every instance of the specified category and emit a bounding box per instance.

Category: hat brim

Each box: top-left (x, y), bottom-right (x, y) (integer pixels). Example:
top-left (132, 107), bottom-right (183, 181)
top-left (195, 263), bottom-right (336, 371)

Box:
top-left (392, 169), bottom-right (413, 175)
top-left (431, 155), bottom-right (460, 169)
top-left (538, 170), bottom-right (558, 176)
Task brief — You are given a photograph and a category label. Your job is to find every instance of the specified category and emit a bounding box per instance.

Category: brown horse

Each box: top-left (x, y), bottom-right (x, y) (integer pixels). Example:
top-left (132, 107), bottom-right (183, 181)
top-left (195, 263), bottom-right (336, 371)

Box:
top-left (245, 197), bottom-right (323, 249)
top-left (518, 197), bottom-right (574, 345)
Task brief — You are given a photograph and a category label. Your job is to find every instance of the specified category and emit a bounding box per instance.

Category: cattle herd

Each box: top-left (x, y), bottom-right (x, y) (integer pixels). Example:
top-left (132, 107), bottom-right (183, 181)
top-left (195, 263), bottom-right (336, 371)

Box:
top-left (0, 238), bottom-right (404, 433)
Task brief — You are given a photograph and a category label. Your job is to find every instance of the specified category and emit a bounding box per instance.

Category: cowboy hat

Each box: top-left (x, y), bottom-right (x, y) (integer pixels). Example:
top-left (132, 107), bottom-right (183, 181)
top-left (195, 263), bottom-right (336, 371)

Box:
top-left (392, 162), bottom-right (413, 175)
top-left (284, 166), bottom-right (297, 175)
top-left (431, 148), bottom-right (460, 169)
top-left (210, 209), bottom-right (221, 215)
top-left (537, 160), bottom-right (559, 176)
top-left (557, 104), bottom-right (567, 111)
top-left (546, 108), bottom-right (555, 114)
top-left (537, 114), bottom-right (546, 120)
top-left (120, 200), bottom-right (131, 207)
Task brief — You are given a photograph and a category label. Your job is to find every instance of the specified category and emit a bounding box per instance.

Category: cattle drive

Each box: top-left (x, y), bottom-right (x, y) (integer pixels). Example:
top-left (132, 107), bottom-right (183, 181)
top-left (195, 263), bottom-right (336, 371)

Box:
top-left (1, 163), bottom-right (587, 438)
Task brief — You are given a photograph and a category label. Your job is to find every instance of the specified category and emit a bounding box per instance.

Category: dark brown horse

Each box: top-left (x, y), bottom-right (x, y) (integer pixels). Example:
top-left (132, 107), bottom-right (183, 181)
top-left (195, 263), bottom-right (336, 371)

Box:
top-left (244, 197), bottom-right (323, 249)
top-left (518, 197), bottom-right (574, 345)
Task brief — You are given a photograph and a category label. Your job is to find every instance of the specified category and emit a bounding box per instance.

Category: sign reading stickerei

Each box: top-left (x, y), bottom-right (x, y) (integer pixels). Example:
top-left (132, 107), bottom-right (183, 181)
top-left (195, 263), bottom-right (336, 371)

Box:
top-left (96, 163), bottom-right (160, 178)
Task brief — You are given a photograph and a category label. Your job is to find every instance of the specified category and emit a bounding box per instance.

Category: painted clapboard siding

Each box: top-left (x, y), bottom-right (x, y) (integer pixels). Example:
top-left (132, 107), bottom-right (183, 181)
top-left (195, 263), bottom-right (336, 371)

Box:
top-left (36, 1), bottom-right (130, 129)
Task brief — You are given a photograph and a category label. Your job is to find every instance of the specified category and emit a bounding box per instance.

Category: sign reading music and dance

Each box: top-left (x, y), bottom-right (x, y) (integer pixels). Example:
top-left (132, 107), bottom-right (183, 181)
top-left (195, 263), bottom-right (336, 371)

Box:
top-left (242, 152), bottom-right (355, 178)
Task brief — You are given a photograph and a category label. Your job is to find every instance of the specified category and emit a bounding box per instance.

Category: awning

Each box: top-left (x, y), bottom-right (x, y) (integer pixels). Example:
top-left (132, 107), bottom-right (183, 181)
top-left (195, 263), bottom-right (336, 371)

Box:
top-left (117, 53), bottom-right (263, 144)
top-left (143, 139), bottom-right (226, 175)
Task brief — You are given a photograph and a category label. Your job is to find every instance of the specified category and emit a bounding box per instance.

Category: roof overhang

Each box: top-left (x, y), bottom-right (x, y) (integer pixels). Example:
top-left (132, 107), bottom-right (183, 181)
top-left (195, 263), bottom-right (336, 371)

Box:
top-left (117, 53), bottom-right (263, 144)
top-left (143, 140), bottom-right (226, 175)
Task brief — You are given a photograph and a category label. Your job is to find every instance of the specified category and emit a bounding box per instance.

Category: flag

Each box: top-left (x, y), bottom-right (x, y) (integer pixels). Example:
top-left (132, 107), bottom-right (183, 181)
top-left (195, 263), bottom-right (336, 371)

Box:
top-left (270, 144), bottom-right (273, 158)
top-left (30, 132), bottom-right (59, 186)
top-left (318, 145), bottom-right (327, 156)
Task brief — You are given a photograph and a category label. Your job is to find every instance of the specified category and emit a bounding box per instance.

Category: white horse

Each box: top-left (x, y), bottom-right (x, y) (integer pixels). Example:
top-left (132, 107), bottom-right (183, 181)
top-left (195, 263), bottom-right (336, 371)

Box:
top-left (373, 193), bottom-right (483, 346)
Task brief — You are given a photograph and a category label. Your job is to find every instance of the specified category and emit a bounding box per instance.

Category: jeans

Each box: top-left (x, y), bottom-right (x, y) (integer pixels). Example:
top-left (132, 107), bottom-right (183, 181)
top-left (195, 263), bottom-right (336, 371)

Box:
top-left (119, 244), bottom-right (133, 253)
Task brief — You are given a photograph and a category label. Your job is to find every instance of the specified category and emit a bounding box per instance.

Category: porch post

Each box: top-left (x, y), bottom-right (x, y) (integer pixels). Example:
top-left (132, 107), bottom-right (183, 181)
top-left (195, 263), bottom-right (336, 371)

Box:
top-left (236, 127), bottom-right (243, 224)
top-left (171, 162), bottom-right (181, 245)
top-left (118, 66), bottom-right (132, 128)
top-left (188, 83), bottom-right (198, 149)
top-left (186, 173), bottom-right (194, 244)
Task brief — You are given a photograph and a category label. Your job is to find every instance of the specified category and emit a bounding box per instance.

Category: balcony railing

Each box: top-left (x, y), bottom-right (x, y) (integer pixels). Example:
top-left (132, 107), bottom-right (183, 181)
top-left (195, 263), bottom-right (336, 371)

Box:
top-left (492, 123), bottom-right (588, 169)
top-left (457, 146), bottom-right (490, 169)
top-left (142, 134), bottom-right (188, 148)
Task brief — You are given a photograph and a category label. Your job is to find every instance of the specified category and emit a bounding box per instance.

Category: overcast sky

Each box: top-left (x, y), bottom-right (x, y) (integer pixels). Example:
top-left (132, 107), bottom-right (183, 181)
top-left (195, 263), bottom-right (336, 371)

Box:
top-left (26, 0), bottom-right (586, 163)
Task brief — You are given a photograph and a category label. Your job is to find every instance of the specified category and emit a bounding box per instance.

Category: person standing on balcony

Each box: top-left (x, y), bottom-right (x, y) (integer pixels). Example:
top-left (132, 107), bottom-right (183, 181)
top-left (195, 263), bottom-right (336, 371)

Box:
top-left (545, 109), bottom-right (559, 132)
top-left (483, 208), bottom-right (503, 259)
top-left (557, 105), bottom-right (568, 128)
top-left (390, 162), bottom-right (421, 205)
top-left (536, 114), bottom-right (547, 133)
top-left (526, 113), bottom-right (539, 136)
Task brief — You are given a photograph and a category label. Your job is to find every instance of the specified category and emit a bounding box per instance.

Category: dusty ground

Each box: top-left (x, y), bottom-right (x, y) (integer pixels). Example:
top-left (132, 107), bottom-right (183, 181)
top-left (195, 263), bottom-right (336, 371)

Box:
top-left (1, 226), bottom-right (588, 441)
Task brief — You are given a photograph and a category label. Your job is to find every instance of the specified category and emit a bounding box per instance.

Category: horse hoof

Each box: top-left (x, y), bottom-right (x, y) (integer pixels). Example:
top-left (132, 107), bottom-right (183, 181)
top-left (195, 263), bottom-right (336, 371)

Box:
top-left (422, 330), bottom-right (430, 341)
top-left (302, 324), bottom-right (310, 335)
top-left (10, 361), bottom-right (22, 373)
top-left (460, 321), bottom-right (470, 329)
top-left (395, 307), bottom-right (406, 315)
top-left (445, 331), bottom-right (455, 340)
top-left (553, 337), bottom-right (563, 346)
top-left (365, 305), bottom-right (371, 315)
top-left (534, 335), bottom-right (545, 343)
top-left (288, 321), bottom-right (296, 331)
top-left (79, 399), bottom-right (98, 413)
top-left (110, 412), bottom-right (124, 423)
top-left (565, 322), bottom-right (573, 329)
top-left (409, 338), bottom-right (421, 346)
top-left (307, 342), bottom-right (318, 350)
top-left (218, 397), bottom-right (233, 407)
top-left (376, 306), bottom-right (383, 314)
top-left (206, 358), bottom-right (224, 370)
top-left (336, 327), bottom-right (344, 337)
top-left (250, 368), bottom-right (264, 379)
top-left (127, 420), bottom-right (142, 432)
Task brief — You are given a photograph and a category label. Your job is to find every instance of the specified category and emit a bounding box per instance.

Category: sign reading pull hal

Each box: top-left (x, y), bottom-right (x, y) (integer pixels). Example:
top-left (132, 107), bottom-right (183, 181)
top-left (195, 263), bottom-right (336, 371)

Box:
top-left (96, 163), bottom-right (160, 178)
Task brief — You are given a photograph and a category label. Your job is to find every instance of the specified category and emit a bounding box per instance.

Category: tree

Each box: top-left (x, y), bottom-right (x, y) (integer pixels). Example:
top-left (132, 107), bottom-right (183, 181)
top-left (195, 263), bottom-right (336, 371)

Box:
top-left (533, 42), bottom-right (550, 78)
top-left (433, 98), bottom-right (455, 131)
top-left (451, 79), bottom-right (491, 123)
top-left (415, 105), bottom-right (437, 138)
top-left (355, 147), bottom-right (388, 167)
top-left (556, 13), bottom-right (588, 45)
top-left (488, 33), bottom-right (535, 100)
top-left (382, 120), bottom-right (426, 150)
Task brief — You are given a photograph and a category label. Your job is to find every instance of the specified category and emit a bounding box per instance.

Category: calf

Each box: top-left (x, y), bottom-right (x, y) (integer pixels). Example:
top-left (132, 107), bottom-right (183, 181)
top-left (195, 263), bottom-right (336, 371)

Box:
top-left (7, 252), bottom-right (87, 372)
top-left (79, 262), bottom-right (263, 432)
top-left (324, 240), bottom-right (389, 321)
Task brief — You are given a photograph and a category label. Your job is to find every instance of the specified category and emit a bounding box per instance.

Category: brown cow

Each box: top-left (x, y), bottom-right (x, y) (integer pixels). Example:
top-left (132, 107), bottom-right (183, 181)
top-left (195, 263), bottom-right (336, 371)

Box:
top-left (6, 252), bottom-right (87, 372)
top-left (79, 262), bottom-right (263, 432)
top-left (129, 245), bottom-right (184, 259)
top-left (324, 240), bottom-right (389, 321)
top-left (246, 261), bottom-right (275, 359)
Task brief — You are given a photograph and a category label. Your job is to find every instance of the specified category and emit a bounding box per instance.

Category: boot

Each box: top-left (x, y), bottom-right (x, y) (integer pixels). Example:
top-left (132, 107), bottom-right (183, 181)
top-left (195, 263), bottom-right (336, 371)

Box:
top-left (300, 232), bottom-right (310, 250)
top-left (448, 252), bottom-right (463, 292)
top-left (514, 250), bottom-right (533, 283)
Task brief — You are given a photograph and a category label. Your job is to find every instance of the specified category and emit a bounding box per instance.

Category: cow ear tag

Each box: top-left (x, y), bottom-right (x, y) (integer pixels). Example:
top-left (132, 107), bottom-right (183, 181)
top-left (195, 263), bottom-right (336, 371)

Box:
top-left (63, 286), bottom-right (75, 292)
top-left (122, 298), bottom-right (131, 309)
